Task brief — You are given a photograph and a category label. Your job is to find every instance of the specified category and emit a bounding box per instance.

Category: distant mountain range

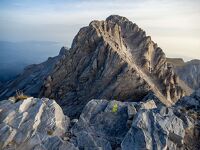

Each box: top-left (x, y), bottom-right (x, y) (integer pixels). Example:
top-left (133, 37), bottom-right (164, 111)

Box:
top-left (0, 41), bottom-right (62, 82)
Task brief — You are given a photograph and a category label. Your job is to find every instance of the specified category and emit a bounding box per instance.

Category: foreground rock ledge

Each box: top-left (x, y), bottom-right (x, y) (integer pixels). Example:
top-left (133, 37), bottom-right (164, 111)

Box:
top-left (0, 97), bottom-right (78, 150)
top-left (0, 91), bottom-right (199, 150)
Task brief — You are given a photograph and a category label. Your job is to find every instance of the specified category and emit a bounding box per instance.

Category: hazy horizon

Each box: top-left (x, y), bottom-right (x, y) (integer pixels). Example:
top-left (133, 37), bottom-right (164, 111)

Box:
top-left (0, 0), bottom-right (200, 61)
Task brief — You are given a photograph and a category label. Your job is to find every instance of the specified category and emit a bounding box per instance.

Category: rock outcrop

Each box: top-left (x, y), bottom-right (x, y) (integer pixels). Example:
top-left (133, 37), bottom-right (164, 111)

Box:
top-left (174, 89), bottom-right (200, 150)
top-left (167, 58), bottom-right (200, 90)
top-left (0, 89), bottom-right (199, 150)
top-left (71, 91), bottom-right (200, 150)
top-left (70, 91), bottom-right (199, 149)
top-left (0, 97), bottom-right (77, 150)
top-left (71, 100), bottom-right (131, 149)
top-left (121, 107), bottom-right (185, 150)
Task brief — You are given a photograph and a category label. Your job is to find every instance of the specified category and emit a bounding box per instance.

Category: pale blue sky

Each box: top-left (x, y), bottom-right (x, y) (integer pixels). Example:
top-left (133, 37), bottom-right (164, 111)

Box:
top-left (0, 0), bottom-right (200, 60)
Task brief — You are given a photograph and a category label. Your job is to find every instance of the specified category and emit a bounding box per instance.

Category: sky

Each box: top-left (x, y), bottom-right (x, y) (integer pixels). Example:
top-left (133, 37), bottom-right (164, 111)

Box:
top-left (0, 0), bottom-right (200, 61)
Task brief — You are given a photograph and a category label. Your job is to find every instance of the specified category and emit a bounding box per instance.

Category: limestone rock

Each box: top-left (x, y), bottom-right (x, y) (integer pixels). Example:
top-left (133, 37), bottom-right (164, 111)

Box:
top-left (174, 89), bottom-right (200, 150)
top-left (71, 131), bottom-right (112, 150)
top-left (0, 91), bottom-right (199, 149)
top-left (71, 99), bottom-right (131, 149)
top-left (121, 108), bottom-right (185, 150)
top-left (0, 98), bottom-right (77, 150)
top-left (70, 99), bottom-right (170, 149)
top-left (140, 99), bottom-right (157, 110)
top-left (70, 95), bottom-right (199, 150)
top-left (121, 90), bottom-right (200, 150)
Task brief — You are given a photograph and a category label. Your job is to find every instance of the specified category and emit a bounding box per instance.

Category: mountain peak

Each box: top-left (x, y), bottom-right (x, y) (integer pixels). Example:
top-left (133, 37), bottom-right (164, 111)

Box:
top-left (41, 15), bottom-right (191, 117)
top-left (0, 15), bottom-right (192, 118)
top-left (106, 15), bottom-right (129, 23)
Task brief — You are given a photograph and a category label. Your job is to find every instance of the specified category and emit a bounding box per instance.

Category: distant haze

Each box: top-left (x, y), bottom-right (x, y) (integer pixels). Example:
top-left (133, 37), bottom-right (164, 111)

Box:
top-left (0, 0), bottom-right (200, 61)
top-left (0, 41), bottom-right (62, 82)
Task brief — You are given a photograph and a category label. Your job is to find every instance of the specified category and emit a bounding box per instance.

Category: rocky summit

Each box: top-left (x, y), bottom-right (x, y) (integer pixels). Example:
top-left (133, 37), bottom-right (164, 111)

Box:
top-left (0, 15), bottom-right (192, 118)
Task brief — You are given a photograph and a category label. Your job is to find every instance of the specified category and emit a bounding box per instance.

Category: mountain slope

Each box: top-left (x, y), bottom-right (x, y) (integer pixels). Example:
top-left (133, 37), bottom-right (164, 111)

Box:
top-left (0, 97), bottom-right (77, 150)
top-left (0, 47), bottom-right (68, 99)
top-left (0, 15), bottom-right (191, 118)
top-left (167, 58), bottom-right (200, 90)
top-left (1, 90), bottom-right (199, 149)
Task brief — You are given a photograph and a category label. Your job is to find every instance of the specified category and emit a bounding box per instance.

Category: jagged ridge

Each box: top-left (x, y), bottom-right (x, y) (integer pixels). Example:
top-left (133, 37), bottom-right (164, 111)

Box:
top-left (38, 15), bottom-right (190, 117)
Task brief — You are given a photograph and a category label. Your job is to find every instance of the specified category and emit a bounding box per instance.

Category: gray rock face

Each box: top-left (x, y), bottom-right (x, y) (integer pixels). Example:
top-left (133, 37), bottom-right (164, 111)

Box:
top-left (69, 91), bottom-right (199, 150)
top-left (70, 99), bottom-right (157, 149)
top-left (71, 100), bottom-right (155, 150)
top-left (70, 98), bottom-right (195, 150)
top-left (121, 108), bottom-right (185, 150)
top-left (176, 89), bottom-right (200, 109)
top-left (167, 58), bottom-right (200, 90)
top-left (121, 89), bottom-right (200, 150)
top-left (0, 97), bottom-right (77, 150)
top-left (71, 100), bottom-right (131, 149)
top-left (0, 47), bottom-right (69, 100)
top-left (0, 89), bottom-right (200, 150)
top-left (174, 89), bottom-right (200, 150)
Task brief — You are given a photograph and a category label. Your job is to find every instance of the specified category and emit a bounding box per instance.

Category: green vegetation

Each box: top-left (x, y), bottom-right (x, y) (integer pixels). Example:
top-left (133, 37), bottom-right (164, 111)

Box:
top-left (112, 103), bottom-right (118, 113)
top-left (15, 90), bottom-right (30, 102)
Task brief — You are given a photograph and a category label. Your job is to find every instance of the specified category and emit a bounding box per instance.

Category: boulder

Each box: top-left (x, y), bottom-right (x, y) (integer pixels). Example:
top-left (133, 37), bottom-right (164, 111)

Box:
top-left (121, 107), bottom-right (185, 150)
top-left (71, 99), bottom-right (134, 149)
top-left (0, 98), bottom-right (77, 150)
